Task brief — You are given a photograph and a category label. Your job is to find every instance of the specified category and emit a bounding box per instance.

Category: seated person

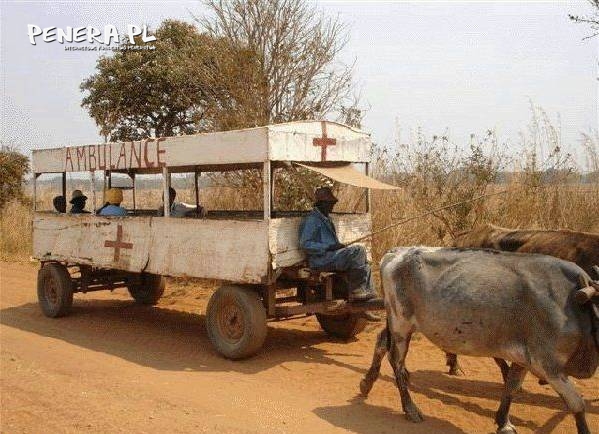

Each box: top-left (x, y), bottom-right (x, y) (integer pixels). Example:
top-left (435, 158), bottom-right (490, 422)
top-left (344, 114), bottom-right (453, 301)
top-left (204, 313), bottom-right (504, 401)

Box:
top-left (52, 195), bottom-right (66, 213)
top-left (298, 187), bottom-right (376, 302)
top-left (98, 188), bottom-right (127, 216)
top-left (157, 187), bottom-right (206, 218)
top-left (69, 190), bottom-right (90, 214)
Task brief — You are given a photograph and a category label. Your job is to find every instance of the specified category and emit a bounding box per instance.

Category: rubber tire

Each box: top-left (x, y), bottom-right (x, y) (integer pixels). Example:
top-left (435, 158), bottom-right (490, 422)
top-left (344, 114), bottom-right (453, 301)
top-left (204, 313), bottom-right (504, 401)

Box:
top-left (128, 273), bottom-right (165, 305)
top-left (206, 285), bottom-right (267, 360)
top-left (37, 263), bottom-right (74, 318)
top-left (316, 313), bottom-right (367, 339)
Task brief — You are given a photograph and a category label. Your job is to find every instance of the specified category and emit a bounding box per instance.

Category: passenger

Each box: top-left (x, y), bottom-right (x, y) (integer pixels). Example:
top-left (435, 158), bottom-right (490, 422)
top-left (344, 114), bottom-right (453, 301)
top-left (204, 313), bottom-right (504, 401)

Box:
top-left (69, 190), bottom-right (90, 214)
top-left (157, 187), bottom-right (206, 218)
top-left (52, 195), bottom-right (66, 213)
top-left (98, 188), bottom-right (128, 216)
top-left (299, 187), bottom-right (376, 302)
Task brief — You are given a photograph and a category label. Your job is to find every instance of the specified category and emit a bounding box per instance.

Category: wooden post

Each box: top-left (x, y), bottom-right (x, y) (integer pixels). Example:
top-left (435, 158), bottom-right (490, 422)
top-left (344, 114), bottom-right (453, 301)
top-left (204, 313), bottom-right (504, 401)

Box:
top-left (102, 171), bottom-right (107, 205)
top-left (194, 168), bottom-right (200, 215)
top-left (90, 171), bottom-right (96, 214)
top-left (263, 161), bottom-right (271, 220)
top-left (365, 162), bottom-right (371, 213)
top-left (163, 166), bottom-right (170, 217)
top-left (131, 172), bottom-right (136, 212)
top-left (267, 284), bottom-right (276, 317)
top-left (270, 167), bottom-right (275, 215)
top-left (33, 173), bottom-right (39, 211)
top-left (61, 172), bottom-right (66, 200)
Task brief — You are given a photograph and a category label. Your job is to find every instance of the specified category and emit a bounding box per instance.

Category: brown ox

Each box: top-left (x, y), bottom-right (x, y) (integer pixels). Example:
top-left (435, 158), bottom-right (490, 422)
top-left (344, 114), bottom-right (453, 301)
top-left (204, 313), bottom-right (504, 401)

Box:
top-left (447, 223), bottom-right (599, 378)
top-left (453, 224), bottom-right (599, 279)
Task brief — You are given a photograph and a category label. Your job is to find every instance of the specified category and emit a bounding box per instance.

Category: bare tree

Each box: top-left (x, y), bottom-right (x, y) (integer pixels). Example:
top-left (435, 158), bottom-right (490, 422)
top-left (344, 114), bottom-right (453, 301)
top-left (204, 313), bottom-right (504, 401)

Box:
top-left (569, 0), bottom-right (599, 39)
top-left (197, 0), bottom-right (360, 126)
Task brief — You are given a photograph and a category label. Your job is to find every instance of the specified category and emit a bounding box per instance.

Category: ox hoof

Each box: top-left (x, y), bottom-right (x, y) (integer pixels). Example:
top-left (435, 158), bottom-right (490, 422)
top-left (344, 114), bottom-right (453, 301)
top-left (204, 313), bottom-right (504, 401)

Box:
top-left (404, 404), bottom-right (424, 423)
top-left (497, 423), bottom-right (517, 434)
top-left (447, 366), bottom-right (464, 376)
top-left (359, 379), bottom-right (373, 397)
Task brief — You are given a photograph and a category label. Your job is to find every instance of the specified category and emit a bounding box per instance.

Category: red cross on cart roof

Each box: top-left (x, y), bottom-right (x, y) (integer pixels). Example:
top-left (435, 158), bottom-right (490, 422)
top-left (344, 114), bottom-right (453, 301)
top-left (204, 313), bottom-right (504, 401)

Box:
top-left (312, 121), bottom-right (337, 162)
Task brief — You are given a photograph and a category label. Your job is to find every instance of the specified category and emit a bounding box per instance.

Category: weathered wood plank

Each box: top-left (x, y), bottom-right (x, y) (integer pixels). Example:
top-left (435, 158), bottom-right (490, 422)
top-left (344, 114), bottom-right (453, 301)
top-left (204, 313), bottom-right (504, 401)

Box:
top-left (268, 214), bottom-right (372, 269)
top-left (145, 218), bottom-right (269, 283)
top-left (33, 214), bottom-right (270, 283)
top-left (31, 121), bottom-right (371, 173)
top-left (33, 215), bottom-right (151, 271)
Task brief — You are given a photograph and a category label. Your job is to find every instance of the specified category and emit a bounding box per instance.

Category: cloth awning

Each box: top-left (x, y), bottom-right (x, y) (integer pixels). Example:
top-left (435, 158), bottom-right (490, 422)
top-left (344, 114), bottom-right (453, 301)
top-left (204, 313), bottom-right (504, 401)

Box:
top-left (295, 163), bottom-right (399, 190)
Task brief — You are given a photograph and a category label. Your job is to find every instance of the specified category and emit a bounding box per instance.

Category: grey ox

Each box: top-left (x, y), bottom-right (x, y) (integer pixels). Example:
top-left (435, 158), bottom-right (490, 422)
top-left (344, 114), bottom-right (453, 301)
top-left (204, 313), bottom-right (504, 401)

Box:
top-left (359, 247), bottom-right (599, 434)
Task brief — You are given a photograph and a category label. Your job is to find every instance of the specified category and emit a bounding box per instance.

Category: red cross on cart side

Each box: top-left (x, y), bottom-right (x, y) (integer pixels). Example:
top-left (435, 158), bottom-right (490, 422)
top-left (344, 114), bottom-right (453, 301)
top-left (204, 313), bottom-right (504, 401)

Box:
top-left (104, 224), bottom-right (133, 262)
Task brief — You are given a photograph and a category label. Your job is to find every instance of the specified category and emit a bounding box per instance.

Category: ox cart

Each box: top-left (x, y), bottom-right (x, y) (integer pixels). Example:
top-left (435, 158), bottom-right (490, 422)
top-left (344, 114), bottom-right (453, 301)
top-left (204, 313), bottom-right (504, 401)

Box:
top-left (31, 121), bottom-right (394, 359)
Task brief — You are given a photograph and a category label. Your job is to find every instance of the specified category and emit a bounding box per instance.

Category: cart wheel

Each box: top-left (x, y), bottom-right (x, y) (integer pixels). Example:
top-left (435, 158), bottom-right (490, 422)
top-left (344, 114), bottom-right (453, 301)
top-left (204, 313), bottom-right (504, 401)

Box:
top-left (37, 262), bottom-right (74, 318)
top-left (316, 313), bottom-right (367, 339)
top-left (206, 285), bottom-right (267, 359)
top-left (128, 273), bottom-right (165, 305)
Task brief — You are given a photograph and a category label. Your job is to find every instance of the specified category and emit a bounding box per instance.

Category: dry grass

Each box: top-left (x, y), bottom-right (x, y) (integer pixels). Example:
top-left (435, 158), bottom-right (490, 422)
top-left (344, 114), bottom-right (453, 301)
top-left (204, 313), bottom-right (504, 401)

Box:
top-left (1, 200), bottom-right (33, 261)
top-left (368, 182), bottom-right (599, 262)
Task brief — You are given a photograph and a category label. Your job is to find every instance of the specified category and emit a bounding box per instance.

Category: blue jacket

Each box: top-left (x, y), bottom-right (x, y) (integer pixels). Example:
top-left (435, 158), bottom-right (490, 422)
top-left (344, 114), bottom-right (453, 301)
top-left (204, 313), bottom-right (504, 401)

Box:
top-left (299, 207), bottom-right (339, 258)
top-left (99, 205), bottom-right (127, 216)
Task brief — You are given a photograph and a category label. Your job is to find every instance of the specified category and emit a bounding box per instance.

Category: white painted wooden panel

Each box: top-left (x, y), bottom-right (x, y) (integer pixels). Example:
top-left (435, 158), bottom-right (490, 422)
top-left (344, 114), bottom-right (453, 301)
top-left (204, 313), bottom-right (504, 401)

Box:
top-left (31, 121), bottom-right (371, 173)
top-left (33, 214), bottom-right (270, 283)
top-left (145, 218), bottom-right (270, 283)
top-left (33, 214), bottom-right (152, 271)
top-left (269, 213), bottom-right (372, 269)
top-left (268, 121), bottom-right (371, 162)
top-left (268, 131), bottom-right (370, 163)
top-left (161, 128), bottom-right (268, 166)
top-left (32, 148), bottom-right (65, 173)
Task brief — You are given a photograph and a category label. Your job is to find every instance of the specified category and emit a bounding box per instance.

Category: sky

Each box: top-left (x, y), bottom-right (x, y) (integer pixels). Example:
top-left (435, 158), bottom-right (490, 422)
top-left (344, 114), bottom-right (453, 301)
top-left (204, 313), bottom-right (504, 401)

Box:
top-left (1, 1), bottom-right (597, 165)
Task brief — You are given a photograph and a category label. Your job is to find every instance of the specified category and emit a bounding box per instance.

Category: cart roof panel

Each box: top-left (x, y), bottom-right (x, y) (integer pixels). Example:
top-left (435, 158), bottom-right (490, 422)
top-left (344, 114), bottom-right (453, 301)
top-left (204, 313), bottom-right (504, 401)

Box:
top-left (31, 120), bottom-right (371, 173)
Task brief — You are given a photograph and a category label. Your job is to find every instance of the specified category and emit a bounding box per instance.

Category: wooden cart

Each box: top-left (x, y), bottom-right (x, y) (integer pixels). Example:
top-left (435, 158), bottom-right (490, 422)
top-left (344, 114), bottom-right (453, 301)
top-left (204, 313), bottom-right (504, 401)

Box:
top-left (31, 121), bottom-right (393, 359)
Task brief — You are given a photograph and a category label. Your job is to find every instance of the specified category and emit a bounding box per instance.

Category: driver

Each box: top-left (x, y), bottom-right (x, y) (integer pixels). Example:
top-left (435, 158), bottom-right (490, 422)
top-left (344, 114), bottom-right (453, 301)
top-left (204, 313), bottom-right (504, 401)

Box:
top-left (298, 187), bottom-right (376, 302)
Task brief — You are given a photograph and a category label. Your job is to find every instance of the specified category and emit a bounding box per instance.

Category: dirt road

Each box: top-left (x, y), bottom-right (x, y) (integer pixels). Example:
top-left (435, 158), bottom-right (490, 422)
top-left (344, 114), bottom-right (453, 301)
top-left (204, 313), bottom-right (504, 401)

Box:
top-left (1, 262), bottom-right (597, 434)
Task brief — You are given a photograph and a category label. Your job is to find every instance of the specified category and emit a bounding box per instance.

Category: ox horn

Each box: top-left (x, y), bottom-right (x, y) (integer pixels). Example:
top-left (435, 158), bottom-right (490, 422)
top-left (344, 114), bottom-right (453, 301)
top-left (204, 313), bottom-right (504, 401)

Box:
top-left (575, 271), bottom-right (598, 304)
top-left (575, 286), bottom-right (598, 304)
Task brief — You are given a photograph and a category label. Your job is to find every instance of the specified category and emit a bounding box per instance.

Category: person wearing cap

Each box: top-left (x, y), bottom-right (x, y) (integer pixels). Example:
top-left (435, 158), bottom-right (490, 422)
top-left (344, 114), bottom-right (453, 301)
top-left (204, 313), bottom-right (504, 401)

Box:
top-left (156, 187), bottom-right (206, 218)
top-left (98, 188), bottom-right (128, 216)
top-left (298, 186), bottom-right (376, 302)
top-left (69, 190), bottom-right (90, 214)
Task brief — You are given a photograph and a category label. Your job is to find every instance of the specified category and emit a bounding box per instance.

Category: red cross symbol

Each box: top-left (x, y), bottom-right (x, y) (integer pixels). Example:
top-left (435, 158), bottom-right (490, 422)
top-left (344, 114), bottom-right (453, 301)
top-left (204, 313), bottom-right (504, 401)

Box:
top-left (313, 121), bottom-right (336, 161)
top-left (104, 224), bottom-right (133, 262)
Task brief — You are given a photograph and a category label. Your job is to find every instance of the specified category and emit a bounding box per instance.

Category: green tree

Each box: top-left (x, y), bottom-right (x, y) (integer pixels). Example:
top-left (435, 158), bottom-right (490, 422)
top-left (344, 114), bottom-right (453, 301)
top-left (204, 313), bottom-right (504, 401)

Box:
top-left (81, 19), bottom-right (262, 141)
top-left (0, 145), bottom-right (30, 208)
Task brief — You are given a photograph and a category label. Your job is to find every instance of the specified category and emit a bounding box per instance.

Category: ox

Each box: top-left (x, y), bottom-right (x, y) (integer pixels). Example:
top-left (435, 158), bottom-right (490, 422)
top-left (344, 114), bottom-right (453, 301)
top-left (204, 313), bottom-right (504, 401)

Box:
top-left (359, 247), bottom-right (598, 434)
top-left (453, 224), bottom-right (599, 279)
top-left (447, 224), bottom-right (599, 378)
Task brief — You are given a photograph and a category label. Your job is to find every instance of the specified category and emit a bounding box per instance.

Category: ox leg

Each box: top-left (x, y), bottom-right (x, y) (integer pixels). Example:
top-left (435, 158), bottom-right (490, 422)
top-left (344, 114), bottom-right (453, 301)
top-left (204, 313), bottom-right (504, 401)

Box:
top-left (446, 352), bottom-right (464, 376)
top-left (495, 364), bottom-right (527, 434)
top-left (545, 375), bottom-right (590, 434)
top-left (360, 326), bottom-right (389, 397)
top-left (494, 358), bottom-right (511, 383)
top-left (388, 332), bottom-right (423, 422)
